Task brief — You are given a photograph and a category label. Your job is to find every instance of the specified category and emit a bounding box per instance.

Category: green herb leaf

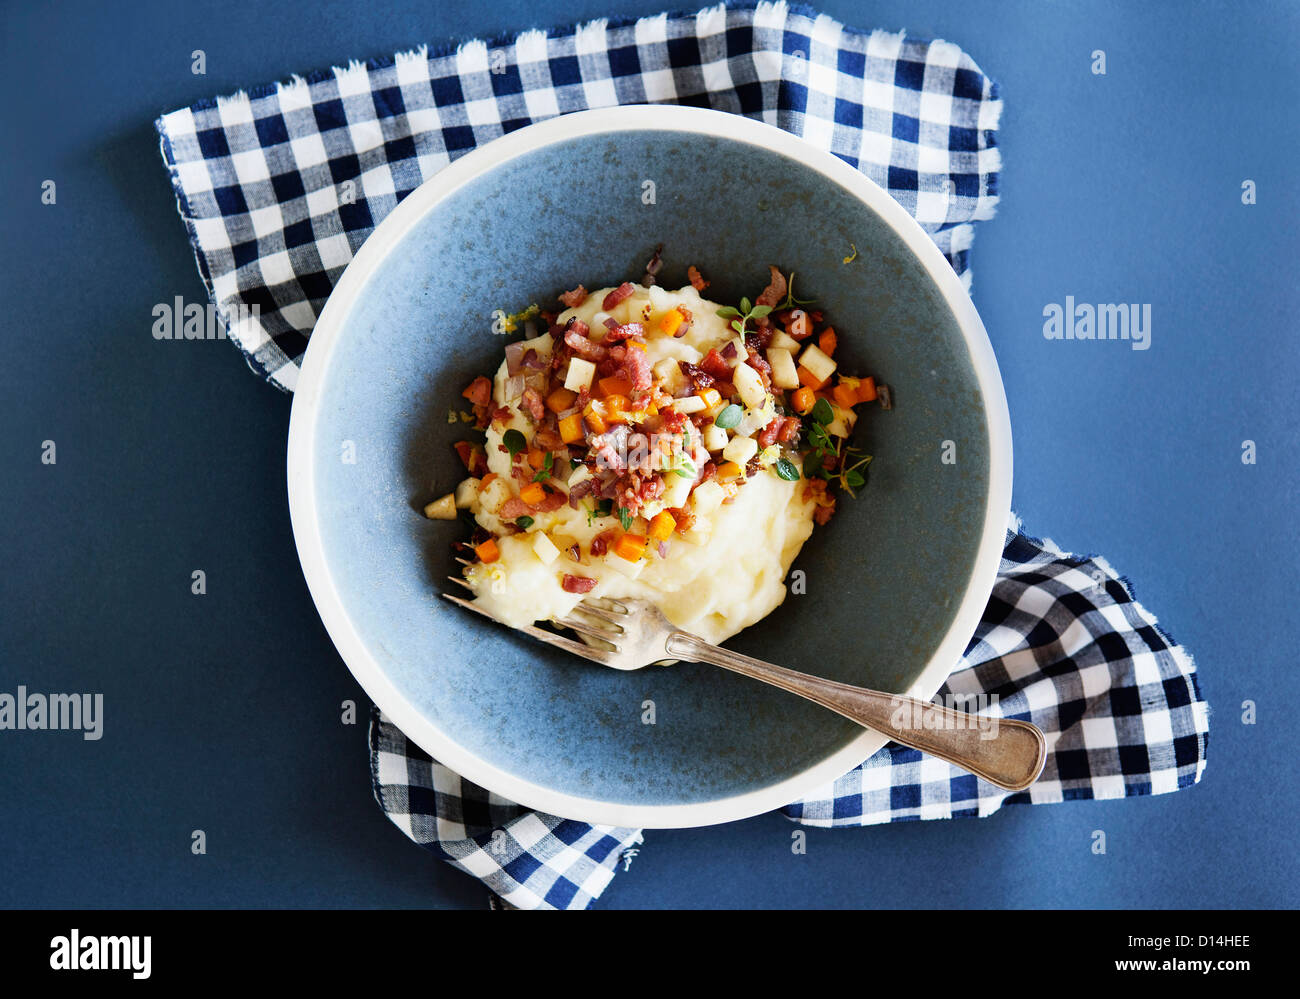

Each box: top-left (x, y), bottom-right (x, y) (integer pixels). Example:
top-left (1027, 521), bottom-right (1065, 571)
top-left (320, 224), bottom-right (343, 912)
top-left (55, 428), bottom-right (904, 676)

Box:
top-left (675, 456), bottom-right (697, 480)
top-left (845, 470), bottom-right (865, 489)
top-left (802, 452), bottom-right (823, 479)
top-left (714, 404), bottom-right (743, 429)
top-left (596, 498), bottom-right (613, 517)
top-left (515, 516), bottom-right (535, 530)
top-left (750, 304), bottom-right (773, 319)
top-left (616, 505), bottom-right (633, 531)
top-left (502, 429), bottom-right (526, 456)
top-left (715, 307), bottom-right (740, 319)
top-left (774, 458), bottom-right (800, 481)
top-left (807, 422), bottom-right (832, 453)
top-left (810, 398), bottom-right (834, 426)
top-left (739, 296), bottom-right (752, 314)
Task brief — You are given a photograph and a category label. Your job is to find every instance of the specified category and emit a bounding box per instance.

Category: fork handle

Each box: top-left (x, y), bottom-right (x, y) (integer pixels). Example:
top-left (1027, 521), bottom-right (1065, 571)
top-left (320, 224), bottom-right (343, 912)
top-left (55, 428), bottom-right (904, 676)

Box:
top-left (665, 633), bottom-right (1046, 792)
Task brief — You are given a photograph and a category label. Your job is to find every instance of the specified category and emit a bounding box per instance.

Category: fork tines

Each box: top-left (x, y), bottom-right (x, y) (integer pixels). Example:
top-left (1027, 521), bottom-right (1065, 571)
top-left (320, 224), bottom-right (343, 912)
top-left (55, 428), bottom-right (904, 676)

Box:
top-left (441, 592), bottom-right (614, 665)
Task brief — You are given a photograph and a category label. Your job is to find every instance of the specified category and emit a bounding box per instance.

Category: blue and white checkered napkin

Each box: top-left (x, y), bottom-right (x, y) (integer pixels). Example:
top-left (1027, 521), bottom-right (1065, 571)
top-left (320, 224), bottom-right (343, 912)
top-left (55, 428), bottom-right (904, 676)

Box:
top-left (157, 1), bottom-right (1209, 909)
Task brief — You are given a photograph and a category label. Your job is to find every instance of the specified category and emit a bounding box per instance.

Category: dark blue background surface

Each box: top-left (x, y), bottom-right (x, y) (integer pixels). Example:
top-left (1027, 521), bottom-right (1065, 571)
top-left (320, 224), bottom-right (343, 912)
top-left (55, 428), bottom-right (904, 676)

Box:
top-left (1, 0), bottom-right (1296, 908)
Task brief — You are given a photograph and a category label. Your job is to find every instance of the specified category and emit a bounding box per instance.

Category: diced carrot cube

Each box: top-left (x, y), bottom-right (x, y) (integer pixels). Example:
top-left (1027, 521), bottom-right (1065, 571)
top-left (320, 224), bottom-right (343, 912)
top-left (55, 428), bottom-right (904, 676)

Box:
top-left (832, 383), bottom-right (859, 409)
top-left (716, 461), bottom-right (743, 481)
top-left (527, 449), bottom-right (546, 470)
top-left (818, 327), bottom-right (838, 356)
top-left (613, 533), bottom-right (648, 561)
top-left (856, 376), bottom-right (877, 403)
top-left (583, 401), bottom-right (608, 434)
top-left (627, 340), bottom-right (648, 352)
top-left (546, 387), bottom-right (577, 412)
top-left (597, 376), bottom-right (633, 398)
top-left (475, 538), bottom-right (500, 563)
top-left (519, 482), bottom-right (546, 506)
top-left (648, 511), bottom-right (676, 541)
top-left (603, 394), bottom-right (631, 424)
top-left (658, 309), bottom-right (684, 336)
top-left (697, 387), bottom-right (722, 409)
top-left (791, 387), bottom-right (816, 415)
top-left (797, 365), bottom-right (829, 390)
top-left (558, 414), bottom-right (585, 444)
top-left (479, 473), bottom-right (498, 489)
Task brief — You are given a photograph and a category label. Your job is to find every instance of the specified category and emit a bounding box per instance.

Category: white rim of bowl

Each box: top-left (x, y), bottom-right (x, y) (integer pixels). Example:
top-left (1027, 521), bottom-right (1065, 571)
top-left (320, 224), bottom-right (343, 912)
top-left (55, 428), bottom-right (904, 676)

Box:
top-left (287, 105), bottom-right (1013, 829)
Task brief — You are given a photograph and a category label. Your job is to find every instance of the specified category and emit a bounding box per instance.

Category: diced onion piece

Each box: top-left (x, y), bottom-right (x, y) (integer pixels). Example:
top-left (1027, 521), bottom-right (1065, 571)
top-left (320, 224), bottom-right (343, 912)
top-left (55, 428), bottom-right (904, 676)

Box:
top-left (732, 361), bottom-right (767, 409)
top-left (504, 340), bottom-right (526, 375)
top-left (504, 374), bottom-right (525, 401)
top-left (422, 493), bottom-right (457, 520)
top-left (722, 435), bottom-right (758, 466)
top-left (532, 532), bottom-right (560, 565)
top-left (798, 343), bottom-right (838, 384)
top-left (727, 335), bottom-right (748, 366)
top-left (564, 358), bottom-right (597, 392)
top-left (454, 477), bottom-right (480, 509)
top-left (567, 463), bottom-right (593, 488)
top-left (766, 347), bottom-right (800, 389)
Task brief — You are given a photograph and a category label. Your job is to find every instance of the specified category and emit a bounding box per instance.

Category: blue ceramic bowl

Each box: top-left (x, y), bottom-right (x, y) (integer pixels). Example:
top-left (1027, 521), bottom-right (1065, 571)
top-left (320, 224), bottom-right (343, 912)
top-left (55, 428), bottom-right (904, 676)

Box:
top-left (287, 107), bottom-right (1011, 827)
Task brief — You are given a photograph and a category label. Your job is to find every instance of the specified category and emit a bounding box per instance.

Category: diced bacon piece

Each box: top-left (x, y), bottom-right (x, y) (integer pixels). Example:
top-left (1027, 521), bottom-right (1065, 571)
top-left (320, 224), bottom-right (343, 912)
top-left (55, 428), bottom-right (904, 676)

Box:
top-left (520, 387), bottom-right (545, 422)
top-left (559, 285), bottom-right (588, 308)
top-left (562, 574), bottom-right (597, 594)
top-left (758, 418), bottom-right (781, 448)
top-left (699, 348), bottom-right (732, 382)
top-left (604, 321), bottom-right (645, 343)
top-left (776, 416), bottom-right (801, 443)
top-left (755, 265), bottom-right (787, 308)
top-left (687, 265), bottom-right (709, 291)
top-left (602, 282), bottom-right (636, 310)
top-left (590, 530), bottom-right (615, 557)
top-left (461, 376), bottom-right (492, 407)
top-left (500, 497), bottom-right (531, 519)
top-left (564, 326), bottom-right (608, 362)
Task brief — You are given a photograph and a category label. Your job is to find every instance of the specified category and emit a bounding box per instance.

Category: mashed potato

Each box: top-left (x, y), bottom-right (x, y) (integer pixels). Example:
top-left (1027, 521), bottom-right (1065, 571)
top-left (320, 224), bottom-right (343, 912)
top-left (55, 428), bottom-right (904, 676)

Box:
top-left (459, 282), bottom-right (823, 646)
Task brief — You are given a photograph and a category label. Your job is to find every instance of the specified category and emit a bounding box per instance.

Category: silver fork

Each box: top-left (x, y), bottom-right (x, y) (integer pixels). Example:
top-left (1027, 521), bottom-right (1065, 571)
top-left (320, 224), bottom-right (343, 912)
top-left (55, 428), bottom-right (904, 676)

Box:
top-left (443, 590), bottom-right (1047, 792)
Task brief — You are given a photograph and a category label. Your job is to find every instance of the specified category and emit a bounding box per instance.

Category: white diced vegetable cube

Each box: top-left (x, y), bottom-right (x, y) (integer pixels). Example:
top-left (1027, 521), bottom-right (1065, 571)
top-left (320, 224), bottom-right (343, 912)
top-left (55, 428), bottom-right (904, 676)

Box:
top-left (826, 403), bottom-right (857, 438)
top-left (732, 361), bottom-right (767, 409)
top-left (727, 335), bottom-right (748, 367)
top-left (454, 477), bottom-right (481, 509)
top-left (722, 435), bottom-right (758, 466)
top-left (567, 464), bottom-right (593, 489)
top-left (668, 395), bottom-right (707, 414)
top-left (422, 493), bottom-right (457, 520)
top-left (769, 330), bottom-right (801, 353)
top-left (766, 347), bottom-right (799, 390)
top-left (702, 422), bottom-right (729, 452)
top-left (799, 343), bottom-right (837, 384)
top-left (564, 358), bottom-right (596, 392)
top-left (606, 549), bottom-right (646, 577)
top-left (519, 332), bottom-right (554, 358)
top-left (659, 470), bottom-right (693, 510)
top-left (653, 357), bottom-right (686, 394)
top-left (691, 480), bottom-right (726, 515)
top-left (532, 532), bottom-right (560, 564)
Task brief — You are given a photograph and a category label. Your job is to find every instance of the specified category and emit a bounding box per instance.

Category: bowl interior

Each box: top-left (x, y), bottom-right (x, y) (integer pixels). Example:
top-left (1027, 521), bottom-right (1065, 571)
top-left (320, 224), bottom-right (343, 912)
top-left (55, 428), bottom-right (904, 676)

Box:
top-left (306, 126), bottom-right (990, 813)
